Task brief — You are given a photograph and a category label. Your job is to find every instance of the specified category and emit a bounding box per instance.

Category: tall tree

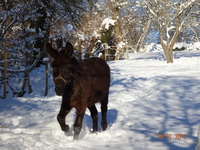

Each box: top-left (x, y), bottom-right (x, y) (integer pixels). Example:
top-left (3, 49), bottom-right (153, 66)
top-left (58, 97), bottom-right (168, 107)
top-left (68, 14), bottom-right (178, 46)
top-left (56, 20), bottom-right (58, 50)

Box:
top-left (144, 0), bottom-right (198, 63)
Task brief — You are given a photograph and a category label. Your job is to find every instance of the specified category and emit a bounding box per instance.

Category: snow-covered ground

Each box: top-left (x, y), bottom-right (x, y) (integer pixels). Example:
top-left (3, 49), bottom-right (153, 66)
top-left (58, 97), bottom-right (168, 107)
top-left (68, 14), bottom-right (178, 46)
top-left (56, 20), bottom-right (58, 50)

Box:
top-left (1, 46), bottom-right (200, 150)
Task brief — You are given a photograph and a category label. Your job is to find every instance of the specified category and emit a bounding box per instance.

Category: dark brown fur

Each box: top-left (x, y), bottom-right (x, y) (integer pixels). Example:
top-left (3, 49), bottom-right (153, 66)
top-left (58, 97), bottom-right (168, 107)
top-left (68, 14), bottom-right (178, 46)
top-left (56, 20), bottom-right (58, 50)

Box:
top-left (46, 42), bottom-right (110, 140)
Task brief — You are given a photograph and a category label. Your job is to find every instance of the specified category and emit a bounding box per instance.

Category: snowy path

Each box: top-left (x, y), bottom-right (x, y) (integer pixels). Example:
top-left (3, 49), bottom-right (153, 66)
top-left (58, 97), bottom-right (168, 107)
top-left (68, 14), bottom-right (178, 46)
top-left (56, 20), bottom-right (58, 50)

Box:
top-left (0, 51), bottom-right (200, 150)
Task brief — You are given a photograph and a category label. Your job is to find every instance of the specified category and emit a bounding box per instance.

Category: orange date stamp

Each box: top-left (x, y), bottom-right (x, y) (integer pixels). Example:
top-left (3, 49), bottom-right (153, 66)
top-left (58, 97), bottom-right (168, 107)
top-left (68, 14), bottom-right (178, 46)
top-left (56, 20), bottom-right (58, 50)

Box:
top-left (157, 134), bottom-right (187, 139)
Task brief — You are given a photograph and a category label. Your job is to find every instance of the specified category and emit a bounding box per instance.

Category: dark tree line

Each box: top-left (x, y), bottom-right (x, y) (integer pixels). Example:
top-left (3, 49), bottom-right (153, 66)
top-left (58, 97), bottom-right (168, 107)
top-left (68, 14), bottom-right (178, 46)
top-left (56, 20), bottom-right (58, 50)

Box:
top-left (0, 0), bottom-right (85, 97)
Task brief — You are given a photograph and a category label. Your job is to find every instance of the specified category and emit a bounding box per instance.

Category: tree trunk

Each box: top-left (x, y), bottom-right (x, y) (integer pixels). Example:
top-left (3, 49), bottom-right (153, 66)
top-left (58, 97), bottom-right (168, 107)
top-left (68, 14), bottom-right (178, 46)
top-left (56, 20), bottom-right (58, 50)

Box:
top-left (136, 18), bottom-right (151, 53)
top-left (44, 59), bottom-right (48, 96)
top-left (19, 71), bottom-right (33, 97)
top-left (87, 37), bottom-right (98, 52)
top-left (159, 26), bottom-right (175, 64)
top-left (3, 50), bottom-right (8, 99)
top-left (112, 4), bottom-right (122, 60)
top-left (34, 7), bottom-right (50, 65)
top-left (163, 46), bottom-right (174, 63)
top-left (125, 40), bottom-right (129, 59)
top-left (75, 39), bottom-right (84, 59)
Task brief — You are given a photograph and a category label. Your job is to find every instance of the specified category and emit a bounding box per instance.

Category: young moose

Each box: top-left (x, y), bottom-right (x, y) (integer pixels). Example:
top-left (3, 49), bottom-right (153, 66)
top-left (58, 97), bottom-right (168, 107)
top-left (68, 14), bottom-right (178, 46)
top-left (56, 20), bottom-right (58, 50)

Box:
top-left (46, 42), bottom-right (110, 140)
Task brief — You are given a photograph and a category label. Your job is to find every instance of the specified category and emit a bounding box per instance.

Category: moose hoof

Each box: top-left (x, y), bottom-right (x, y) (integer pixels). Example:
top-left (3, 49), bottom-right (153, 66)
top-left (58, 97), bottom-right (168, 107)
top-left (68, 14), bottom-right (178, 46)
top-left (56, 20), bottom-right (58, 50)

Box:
top-left (61, 124), bottom-right (69, 132)
top-left (73, 134), bottom-right (79, 140)
top-left (91, 129), bottom-right (98, 133)
top-left (101, 123), bottom-right (107, 131)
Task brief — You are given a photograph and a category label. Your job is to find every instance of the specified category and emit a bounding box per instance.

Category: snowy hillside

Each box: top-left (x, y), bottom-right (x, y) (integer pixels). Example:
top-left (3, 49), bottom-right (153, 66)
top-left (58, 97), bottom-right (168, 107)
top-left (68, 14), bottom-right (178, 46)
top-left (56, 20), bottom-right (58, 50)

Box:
top-left (0, 49), bottom-right (200, 150)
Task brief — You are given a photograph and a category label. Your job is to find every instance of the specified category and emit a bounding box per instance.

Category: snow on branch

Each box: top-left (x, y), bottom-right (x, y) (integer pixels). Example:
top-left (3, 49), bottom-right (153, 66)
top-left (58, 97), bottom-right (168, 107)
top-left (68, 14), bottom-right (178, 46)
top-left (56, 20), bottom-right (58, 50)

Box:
top-left (177, 0), bottom-right (196, 16)
top-left (101, 18), bottom-right (116, 30)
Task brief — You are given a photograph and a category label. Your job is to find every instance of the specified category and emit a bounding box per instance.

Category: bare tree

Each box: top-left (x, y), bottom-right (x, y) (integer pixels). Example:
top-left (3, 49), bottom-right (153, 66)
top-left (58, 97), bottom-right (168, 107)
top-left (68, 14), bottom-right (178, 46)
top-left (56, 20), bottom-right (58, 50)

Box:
top-left (144, 0), bottom-right (198, 63)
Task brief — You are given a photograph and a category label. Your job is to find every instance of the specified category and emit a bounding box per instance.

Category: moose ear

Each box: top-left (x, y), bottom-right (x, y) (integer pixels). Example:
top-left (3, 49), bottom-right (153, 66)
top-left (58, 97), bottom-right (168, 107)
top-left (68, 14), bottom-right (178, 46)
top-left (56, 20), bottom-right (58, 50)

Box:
top-left (64, 42), bottom-right (74, 58)
top-left (46, 43), bottom-right (58, 58)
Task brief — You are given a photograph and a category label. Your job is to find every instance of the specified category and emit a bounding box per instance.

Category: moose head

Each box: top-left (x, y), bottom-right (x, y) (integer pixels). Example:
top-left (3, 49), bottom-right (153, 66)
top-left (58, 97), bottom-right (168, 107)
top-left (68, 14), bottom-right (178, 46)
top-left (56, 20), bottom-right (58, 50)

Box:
top-left (46, 42), bottom-right (75, 96)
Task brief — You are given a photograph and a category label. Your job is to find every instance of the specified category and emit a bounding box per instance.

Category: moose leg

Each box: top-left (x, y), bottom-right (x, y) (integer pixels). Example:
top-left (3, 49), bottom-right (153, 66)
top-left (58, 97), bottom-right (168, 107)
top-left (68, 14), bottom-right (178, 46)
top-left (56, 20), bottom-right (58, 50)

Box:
top-left (88, 105), bottom-right (98, 133)
top-left (57, 106), bottom-right (71, 132)
top-left (100, 94), bottom-right (108, 131)
top-left (73, 108), bottom-right (86, 140)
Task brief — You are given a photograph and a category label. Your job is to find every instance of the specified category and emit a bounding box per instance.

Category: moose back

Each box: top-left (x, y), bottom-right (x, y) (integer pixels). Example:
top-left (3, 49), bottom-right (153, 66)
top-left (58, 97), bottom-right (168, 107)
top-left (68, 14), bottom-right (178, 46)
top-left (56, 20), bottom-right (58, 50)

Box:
top-left (46, 42), bottom-right (110, 140)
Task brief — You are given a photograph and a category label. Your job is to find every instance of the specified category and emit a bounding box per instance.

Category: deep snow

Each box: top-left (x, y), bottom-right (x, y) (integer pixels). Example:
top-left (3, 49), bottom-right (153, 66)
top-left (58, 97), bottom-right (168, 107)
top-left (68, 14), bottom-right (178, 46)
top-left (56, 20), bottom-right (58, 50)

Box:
top-left (0, 48), bottom-right (200, 150)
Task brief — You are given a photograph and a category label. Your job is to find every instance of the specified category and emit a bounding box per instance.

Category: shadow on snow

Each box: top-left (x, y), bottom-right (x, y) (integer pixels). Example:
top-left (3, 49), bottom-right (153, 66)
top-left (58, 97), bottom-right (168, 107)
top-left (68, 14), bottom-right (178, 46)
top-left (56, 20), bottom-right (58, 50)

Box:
top-left (110, 75), bottom-right (200, 150)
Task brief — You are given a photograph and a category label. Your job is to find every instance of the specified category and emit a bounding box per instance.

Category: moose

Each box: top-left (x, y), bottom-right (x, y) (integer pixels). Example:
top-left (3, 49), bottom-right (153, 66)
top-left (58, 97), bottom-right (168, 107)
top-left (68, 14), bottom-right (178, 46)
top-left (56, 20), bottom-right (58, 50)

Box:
top-left (46, 42), bottom-right (110, 140)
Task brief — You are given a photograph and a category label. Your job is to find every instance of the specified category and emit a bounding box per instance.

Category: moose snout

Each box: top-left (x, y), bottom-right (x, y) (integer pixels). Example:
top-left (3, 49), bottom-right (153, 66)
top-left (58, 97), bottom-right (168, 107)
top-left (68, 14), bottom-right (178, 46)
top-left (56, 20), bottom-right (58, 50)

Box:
top-left (54, 79), bottom-right (65, 96)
